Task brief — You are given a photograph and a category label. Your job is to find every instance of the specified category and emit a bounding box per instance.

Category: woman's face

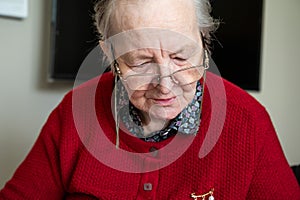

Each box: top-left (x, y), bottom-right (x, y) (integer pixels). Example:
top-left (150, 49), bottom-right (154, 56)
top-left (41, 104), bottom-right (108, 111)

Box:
top-left (108, 0), bottom-right (204, 125)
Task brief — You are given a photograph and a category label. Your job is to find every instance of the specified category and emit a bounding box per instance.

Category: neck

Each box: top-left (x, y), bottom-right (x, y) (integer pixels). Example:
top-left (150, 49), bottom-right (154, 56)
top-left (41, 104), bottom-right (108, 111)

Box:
top-left (140, 111), bottom-right (171, 136)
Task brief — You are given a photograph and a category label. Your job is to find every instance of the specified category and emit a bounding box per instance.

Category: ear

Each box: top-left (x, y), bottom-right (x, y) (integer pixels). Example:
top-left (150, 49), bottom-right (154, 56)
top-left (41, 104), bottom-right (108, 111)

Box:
top-left (199, 31), bottom-right (207, 50)
top-left (99, 40), bottom-right (114, 63)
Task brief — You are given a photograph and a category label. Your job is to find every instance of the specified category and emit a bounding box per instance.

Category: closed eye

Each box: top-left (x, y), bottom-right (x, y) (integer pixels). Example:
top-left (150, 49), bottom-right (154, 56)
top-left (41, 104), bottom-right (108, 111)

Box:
top-left (128, 62), bottom-right (157, 73)
top-left (174, 57), bottom-right (187, 61)
top-left (172, 57), bottom-right (189, 66)
top-left (130, 62), bottom-right (152, 69)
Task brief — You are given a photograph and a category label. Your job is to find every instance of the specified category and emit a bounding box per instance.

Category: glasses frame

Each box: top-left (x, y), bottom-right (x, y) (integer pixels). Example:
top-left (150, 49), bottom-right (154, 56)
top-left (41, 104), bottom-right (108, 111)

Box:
top-left (113, 49), bottom-right (209, 90)
top-left (119, 65), bottom-right (206, 87)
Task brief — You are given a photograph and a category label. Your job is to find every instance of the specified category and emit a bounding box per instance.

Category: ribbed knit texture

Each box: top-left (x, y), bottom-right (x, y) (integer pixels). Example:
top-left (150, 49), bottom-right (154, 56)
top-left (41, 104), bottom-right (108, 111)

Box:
top-left (0, 72), bottom-right (299, 200)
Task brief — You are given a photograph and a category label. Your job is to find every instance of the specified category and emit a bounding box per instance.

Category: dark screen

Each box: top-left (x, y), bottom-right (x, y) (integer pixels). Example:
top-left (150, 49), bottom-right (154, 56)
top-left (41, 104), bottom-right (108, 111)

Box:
top-left (49, 0), bottom-right (98, 80)
top-left (210, 0), bottom-right (263, 90)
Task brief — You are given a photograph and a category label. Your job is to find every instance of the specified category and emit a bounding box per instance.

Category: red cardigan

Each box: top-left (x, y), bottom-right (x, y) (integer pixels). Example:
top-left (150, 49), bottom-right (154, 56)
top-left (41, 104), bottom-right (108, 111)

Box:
top-left (1, 72), bottom-right (299, 199)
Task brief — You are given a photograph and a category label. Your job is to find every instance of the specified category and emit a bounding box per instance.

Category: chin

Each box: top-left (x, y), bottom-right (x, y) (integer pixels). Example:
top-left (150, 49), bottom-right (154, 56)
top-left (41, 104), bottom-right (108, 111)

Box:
top-left (150, 107), bottom-right (181, 121)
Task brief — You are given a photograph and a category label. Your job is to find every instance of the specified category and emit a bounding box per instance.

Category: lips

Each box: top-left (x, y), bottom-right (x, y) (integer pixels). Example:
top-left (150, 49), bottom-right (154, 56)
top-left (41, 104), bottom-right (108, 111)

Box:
top-left (152, 97), bottom-right (176, 106)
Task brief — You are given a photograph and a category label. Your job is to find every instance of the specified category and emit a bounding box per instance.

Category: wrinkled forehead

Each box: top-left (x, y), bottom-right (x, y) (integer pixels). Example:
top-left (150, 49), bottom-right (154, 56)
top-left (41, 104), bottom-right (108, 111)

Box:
top-left (104, 28), bottom-right (202, 59)
top-left (111, 0), bottom-right (197, 32)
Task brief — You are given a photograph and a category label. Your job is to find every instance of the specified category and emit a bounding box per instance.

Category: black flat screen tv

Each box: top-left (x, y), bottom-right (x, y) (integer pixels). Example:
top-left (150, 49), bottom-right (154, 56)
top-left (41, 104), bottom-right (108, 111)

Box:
top-left (49, 0), bottom-right (263, 91)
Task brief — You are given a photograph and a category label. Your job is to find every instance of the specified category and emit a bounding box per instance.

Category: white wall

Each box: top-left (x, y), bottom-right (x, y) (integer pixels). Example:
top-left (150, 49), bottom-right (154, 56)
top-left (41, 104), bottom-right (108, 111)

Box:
top-left (0, 0), bottom-right (299, 189)
top-left (0, 0), bottom-right (71, 188)
top-left (249, 0), bottom-right (300, 166)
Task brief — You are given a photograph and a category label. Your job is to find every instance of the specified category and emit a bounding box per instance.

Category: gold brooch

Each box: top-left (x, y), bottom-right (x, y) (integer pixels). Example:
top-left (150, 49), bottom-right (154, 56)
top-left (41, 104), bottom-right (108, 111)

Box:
top-left (191, 188), bottom-right (214, 200)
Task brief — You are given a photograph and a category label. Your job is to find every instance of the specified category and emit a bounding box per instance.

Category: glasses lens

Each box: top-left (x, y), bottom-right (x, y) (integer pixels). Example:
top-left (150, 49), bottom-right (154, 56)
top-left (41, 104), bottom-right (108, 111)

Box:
top-left (123, 66), bottom-right (204, 90)
top-left (172, 66), bottom-right (204, 86)
top-left (125, 74), bottom-right (159, 90)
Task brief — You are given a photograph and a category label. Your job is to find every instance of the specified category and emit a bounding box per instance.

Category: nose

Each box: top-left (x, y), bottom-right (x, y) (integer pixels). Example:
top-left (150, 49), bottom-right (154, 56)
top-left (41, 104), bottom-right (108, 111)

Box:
top-left (156, 64), bottom-right (174, 94)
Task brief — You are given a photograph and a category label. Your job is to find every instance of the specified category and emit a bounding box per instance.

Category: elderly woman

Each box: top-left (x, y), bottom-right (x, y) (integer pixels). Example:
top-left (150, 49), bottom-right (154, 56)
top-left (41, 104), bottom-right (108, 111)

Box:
top-left (0, 0), bottom-right (299, 199)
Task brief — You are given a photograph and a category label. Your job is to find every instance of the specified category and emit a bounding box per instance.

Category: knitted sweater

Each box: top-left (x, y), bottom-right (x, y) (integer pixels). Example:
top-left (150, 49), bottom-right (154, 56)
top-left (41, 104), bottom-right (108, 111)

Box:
top-left (0, 72), bottom-right (299, 199)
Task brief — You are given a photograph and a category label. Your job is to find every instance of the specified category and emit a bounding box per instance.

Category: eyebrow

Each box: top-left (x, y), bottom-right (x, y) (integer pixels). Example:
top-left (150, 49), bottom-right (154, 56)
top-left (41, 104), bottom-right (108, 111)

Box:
top-left (120, 51), bottom-right (152, 65)
top-left (172, 44), bottom-right (200, 56)
top-left (120, 44), bottom-right (200, 62)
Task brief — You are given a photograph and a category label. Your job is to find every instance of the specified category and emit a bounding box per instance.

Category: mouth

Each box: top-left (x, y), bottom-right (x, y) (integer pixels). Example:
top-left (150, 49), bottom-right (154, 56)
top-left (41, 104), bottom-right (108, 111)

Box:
top-left (152, 97), bottom-right (176, 106)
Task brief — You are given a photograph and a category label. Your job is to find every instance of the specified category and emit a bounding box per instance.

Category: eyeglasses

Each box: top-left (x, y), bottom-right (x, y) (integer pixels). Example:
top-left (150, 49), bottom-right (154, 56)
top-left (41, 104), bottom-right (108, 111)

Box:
top-left (118, 65), bottom-right (206, 90)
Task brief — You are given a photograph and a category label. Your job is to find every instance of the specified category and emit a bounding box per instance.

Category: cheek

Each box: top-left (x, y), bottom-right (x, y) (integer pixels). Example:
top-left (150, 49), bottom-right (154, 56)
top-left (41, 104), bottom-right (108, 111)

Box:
top-left (180, 83), bottom-right (197, 100)
top-left (130, 91), bottom-right (145, 101)
top-left (127, 90), bottom-right (148, 108)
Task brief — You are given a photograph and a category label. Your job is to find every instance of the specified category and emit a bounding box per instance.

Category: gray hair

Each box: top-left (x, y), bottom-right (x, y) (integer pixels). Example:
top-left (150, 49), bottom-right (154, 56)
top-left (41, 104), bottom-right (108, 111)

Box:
top-left (93, 0), bottom-right (218, 46)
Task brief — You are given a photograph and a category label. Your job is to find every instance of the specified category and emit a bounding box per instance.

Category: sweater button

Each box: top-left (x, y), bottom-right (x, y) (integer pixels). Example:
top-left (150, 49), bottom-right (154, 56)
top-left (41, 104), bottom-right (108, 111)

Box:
top-left (143, 183), bottom-right (153, 191)
top-left (149, 147), bottom-right (158, 157)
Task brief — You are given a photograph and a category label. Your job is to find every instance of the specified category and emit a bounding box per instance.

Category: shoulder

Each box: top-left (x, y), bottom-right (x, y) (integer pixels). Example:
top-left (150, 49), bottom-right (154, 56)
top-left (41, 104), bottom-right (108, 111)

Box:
top-left (46, 72), bottom-right (115, 140)
top-left (205, 71), bottom-right (266, 115)
top-left (71, 71), bottom-right (114, 95)
top-left (203, 71), bottom-right (273, 146)
top-left (60, 71), bottom-right (114, 106)
top-left (43, 72), bottom-right (115, 156)
top-left (204, 72), bottom-right (276, 149)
